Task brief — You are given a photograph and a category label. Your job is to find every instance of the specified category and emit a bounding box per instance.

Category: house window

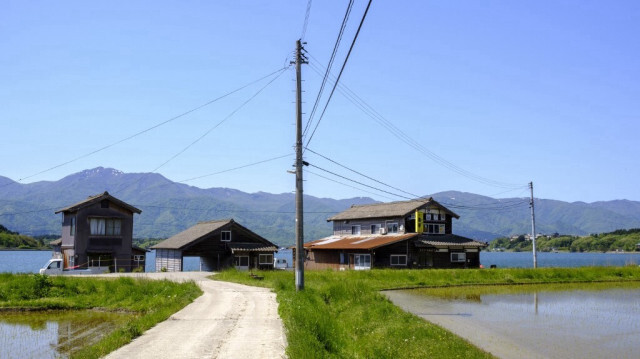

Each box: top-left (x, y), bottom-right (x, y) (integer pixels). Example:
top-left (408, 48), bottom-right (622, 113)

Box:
top-left (89, 218), bottom-right (121, 236)
top-left (221, 231), bottom-right (231, 242)
top-left (340, 252), bottom-right (348, 265)
top-left (354, 254), bottom-right (371, 270)
top-left (371, 224), bottom-right (381, 234)
top-left (70, 216), bottom-right (75, 236)
top-left (351, 225), bottom-right (361, 235)
top-left (390, 254), bottom-right (407, 266)
top-left (234, 256), bottom-right (249, 267)
top-left (105, 219), bottom-right (121, 236)
top-left (425, 224), bottom-right (445, 234)
top-left (259, 254), bottom-right (273, 265)
top-left (386, 222), bottom-right (398, 234)
top-left (451, 252), bottom-right (466, 263)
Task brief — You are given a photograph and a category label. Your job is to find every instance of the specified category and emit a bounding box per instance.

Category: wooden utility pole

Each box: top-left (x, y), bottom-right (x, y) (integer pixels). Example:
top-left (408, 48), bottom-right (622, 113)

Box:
top-left (529, 181), bottom-right (538, 268)
top-left (294, 39), bottom-right (307, 291)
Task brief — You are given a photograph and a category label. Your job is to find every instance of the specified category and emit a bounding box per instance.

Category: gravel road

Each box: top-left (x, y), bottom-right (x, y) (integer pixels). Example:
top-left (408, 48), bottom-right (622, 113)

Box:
top-left (101, 272), bottom-right (287, 359)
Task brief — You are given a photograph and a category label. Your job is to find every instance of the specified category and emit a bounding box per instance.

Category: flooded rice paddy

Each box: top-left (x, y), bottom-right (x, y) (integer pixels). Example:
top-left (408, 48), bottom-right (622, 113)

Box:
top-left (385, 282), bottom-right (640, 359)
top-left (0, 310), bottom-right (135, 358)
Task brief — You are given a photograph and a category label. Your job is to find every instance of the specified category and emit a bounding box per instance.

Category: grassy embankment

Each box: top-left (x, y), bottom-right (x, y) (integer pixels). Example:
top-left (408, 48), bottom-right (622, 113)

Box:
top-left (0, 273), bottom-right (202, 358)
top-left (215, 266), bottom-right (640, 359)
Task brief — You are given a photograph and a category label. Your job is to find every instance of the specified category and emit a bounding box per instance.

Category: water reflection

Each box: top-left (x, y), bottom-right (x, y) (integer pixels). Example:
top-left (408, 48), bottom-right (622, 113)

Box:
top-left (0, 310), bottom-right (134, 359)
top-left (385, 282), bottom-right (640, 359)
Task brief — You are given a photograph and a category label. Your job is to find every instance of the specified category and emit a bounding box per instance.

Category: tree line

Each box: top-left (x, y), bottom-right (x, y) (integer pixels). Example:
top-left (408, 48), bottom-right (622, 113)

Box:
top-left (488, 228), bottom-right (640, 253)
top-left (0, 224), bottom-right (51, 249)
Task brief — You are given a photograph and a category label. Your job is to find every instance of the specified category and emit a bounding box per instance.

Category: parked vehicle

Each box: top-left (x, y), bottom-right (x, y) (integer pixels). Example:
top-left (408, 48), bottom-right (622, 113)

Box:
top-left (39, 258), bottom-right (109, 275)
top-left (274, 258), bottom-right (289, 270)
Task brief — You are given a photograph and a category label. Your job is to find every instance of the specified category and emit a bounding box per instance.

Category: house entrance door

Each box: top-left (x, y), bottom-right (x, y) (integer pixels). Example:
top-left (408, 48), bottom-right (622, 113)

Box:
top-left (354, 254), bottom-right (371, 270)
top-left (234, 256), bottom-right (250, 271)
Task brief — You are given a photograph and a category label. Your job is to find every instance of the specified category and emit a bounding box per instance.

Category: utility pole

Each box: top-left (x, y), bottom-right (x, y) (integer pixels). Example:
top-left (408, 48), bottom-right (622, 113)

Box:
top-left (294, 39), bottom-right (307, 291)
top-left (529, 181), bottom-right (537, 268)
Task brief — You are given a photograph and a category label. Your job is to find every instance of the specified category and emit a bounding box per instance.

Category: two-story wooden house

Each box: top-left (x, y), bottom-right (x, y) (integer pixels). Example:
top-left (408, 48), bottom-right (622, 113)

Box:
top-left (53, 191), bottom-right (146, 272)
top-left (299, 198), bottom-right (487, 270)
top-left (152, 219), bottom-right (278, 272)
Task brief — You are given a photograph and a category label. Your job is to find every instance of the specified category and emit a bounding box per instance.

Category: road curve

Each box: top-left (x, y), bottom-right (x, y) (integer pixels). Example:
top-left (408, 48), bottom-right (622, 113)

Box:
top-left (101, 272), bottom-right (287, 359)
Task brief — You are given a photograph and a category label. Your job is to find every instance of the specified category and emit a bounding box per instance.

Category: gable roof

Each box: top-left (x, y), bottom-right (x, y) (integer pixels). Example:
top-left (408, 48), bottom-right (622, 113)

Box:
top-left (327, 198), bottom-right (458, 222)
top-left (304, 233), bottom-right (419, 250)
top-left (55, 191), bottom-right (141, 214)
top-left (151, 219), bottom-right (276, 250)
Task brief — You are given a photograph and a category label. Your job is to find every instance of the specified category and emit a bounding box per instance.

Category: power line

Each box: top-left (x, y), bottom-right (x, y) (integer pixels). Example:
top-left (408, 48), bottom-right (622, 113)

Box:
top-left (305, 0), bottom-right (373, 147)
top-left (309, 163), bottom-right (414, 200)
top-left (111, 67), bottom-right (289, 196)
top-left (300, 0), bottom-right (313, 40)
top-left (306, 147), bottom-right (419, 199)
top-left (306, 168), bottom-right (396, 201)
top-left (1, 67), bottom-right (288, 189)
top-left (303, 0), bottom-right (354, 138)
top-left (305, 148), bottom-right (528, 211)
top-left (306, 58), bottom-right (525, 190)
top-left (0, 207), bottom-right (60, 216)
top-left (133, 204), bottom-right (338, 215)
top-left (176, 154), bottom-right (293, 184)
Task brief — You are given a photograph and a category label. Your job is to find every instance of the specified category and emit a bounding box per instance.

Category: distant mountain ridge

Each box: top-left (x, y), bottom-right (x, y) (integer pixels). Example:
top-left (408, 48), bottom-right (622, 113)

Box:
top-left (1, 167), bottom-right (639, 245)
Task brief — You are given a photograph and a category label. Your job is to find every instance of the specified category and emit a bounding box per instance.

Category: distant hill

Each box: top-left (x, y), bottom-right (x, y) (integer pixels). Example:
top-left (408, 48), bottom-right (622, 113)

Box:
top-left (1, 167), bottom-right (640, 246)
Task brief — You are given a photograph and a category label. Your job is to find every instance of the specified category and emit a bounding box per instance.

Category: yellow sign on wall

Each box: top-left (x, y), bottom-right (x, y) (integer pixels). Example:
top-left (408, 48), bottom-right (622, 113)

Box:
top-left (415, 210), bottom-right (424, 233)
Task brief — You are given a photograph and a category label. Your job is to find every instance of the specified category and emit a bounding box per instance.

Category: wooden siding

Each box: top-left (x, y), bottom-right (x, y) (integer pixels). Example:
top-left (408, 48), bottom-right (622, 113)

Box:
top-left (300, 241), bottom-right (483, 270)
top-left (415, 248), bottom-right (481, 268)
top-left (155, 222), bottom-right (275, 271)
top-left (332, 217), bottom-right (404, 236)
top-left (372, 240), bottom-right (412, 268)
top-left (155, 249), bottom-right (183, 272)
top-left (333, 212), bottom-right (456, 237)
top-left (60, 198), bottom-right (137, 272)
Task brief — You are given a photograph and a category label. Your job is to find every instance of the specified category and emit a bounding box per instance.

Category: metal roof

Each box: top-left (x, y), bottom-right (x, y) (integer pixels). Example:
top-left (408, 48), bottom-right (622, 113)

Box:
top-left (152, 219), bottom-right (233, 249)
top-left (151, 219), bottom-right (277, 251)
top-left (415, 234), bottom-right (488, 248)
top-left (327, 198), bottom-right (459, 221)
top-left (304, 233), bottom-right (419, 250)
top-left (228, 243), bottom-right (278, 253)
top-left (49, 238), bottom-right (62, 246)
top-left (55, 191), bottom-right (141, 214)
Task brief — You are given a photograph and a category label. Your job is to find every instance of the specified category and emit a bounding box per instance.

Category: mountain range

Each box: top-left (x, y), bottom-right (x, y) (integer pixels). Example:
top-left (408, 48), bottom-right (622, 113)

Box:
top-left (1, 167), bottom-right (639, 246)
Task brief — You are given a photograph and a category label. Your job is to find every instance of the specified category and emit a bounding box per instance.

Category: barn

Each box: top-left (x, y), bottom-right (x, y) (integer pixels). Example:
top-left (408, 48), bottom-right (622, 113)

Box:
top-left (152, 219), bottom-right (278, 272)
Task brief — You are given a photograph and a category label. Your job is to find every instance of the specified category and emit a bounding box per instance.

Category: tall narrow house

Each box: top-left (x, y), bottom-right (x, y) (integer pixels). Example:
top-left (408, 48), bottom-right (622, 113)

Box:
top-left (53, 191), bottom-right (145, 272)
top-left (299, 198), bottom-right (487, 270)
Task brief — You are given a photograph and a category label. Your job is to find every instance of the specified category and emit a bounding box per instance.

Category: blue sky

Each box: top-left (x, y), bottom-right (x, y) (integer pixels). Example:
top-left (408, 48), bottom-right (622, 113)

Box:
top-left (1, 1), bottom-right (638, 203)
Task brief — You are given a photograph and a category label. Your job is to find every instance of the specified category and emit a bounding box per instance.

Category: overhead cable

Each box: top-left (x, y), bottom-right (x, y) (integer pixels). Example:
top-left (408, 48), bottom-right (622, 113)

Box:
top-left (309, 163), bottom-right (413, 200)
top-left (306, 58), bottom-right (525, 190)
top-left (111, 67), bottom-right (289, 195)
top-left (2, 67), bottom-right (288, 188)
top-left (305, 0), bottom-right (373, 147)
top-left (300, 0), bottom-right (313, 40)
top-left (306, 168), bottom-right (396, 201)
top-left (303, 0), bottom-right (354, 138)
top-left (306, 147), bottom-right (421, 199)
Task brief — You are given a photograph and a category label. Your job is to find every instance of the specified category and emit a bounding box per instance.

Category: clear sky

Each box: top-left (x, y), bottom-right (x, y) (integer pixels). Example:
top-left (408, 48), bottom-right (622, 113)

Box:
top-left (1, 1), bottom-right (638, 203)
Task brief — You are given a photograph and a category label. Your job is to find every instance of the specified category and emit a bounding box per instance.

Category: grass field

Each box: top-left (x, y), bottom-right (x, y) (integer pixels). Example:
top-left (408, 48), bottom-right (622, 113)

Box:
top-left (0, 273), bottom-right (202, 358)
top-left (215, 266), bottom-right (640, 358)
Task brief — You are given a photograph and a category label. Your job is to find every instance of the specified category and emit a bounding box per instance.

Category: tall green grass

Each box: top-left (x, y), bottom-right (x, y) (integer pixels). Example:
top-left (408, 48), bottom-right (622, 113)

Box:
top-left (215, 266), bottom-right (640, 358)
top-left (0, 273), bottom-right (202, 358)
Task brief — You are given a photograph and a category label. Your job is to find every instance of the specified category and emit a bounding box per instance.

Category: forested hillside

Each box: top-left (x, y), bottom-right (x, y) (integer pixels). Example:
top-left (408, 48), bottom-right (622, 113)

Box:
top-left (488, 228), bottom-right (640, 253)
top-left (2, 168), bottom-right (640, 246)
top-left (0, 224), bottom-right (49, 249)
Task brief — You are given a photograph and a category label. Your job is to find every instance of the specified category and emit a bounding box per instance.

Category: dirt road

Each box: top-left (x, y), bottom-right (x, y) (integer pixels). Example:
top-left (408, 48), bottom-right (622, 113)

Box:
top-left (102, 272), bottom-right (287, 359)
